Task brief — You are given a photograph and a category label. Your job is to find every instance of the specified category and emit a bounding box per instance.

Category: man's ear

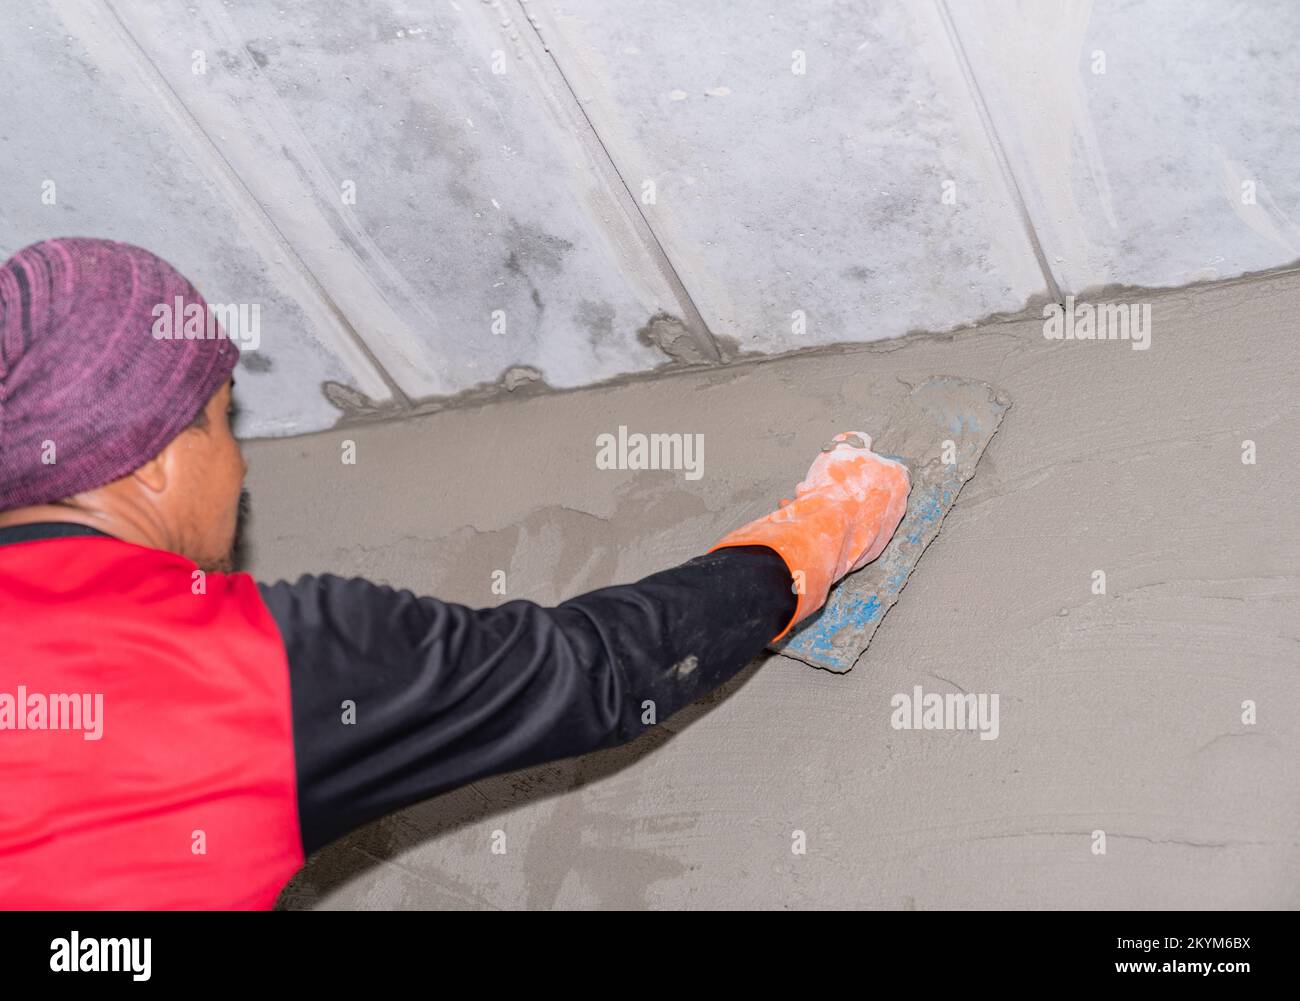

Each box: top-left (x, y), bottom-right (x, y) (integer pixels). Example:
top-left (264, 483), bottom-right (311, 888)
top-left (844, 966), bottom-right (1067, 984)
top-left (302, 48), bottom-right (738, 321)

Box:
top-left (130, 445), bottom-right (172, 495)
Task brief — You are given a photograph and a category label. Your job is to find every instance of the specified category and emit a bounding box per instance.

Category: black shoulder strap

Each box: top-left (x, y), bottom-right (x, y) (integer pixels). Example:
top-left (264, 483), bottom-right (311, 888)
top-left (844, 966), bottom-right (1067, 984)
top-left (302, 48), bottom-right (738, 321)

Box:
top-left (0, 521), bottom-right (113, 546)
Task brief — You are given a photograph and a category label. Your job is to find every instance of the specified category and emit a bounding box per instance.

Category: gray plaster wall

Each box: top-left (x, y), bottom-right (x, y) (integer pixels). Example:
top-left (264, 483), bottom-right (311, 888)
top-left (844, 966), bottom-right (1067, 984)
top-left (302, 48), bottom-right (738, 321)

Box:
top-left (245, 268), bottom-right (1300, 910)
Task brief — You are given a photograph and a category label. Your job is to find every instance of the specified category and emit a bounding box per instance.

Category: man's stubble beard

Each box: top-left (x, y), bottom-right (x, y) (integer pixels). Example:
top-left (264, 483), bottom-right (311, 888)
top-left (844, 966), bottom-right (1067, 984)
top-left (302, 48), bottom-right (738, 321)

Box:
top-left (200, 487), bottom-right (250, 574)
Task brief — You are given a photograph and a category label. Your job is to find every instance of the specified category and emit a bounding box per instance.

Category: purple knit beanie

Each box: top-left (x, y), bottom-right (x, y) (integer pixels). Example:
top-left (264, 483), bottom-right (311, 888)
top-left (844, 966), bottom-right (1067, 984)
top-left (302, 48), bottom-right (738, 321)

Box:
top-left (0, 237), bottom-right (239, 511)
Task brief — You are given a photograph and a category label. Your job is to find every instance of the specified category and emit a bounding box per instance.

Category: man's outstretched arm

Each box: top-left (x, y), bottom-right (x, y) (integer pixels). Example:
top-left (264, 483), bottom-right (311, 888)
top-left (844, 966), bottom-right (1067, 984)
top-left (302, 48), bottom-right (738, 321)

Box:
top-left (260, 546), bottom-right (796, 855)
top-left (264, 430), bottom-right (910, 856)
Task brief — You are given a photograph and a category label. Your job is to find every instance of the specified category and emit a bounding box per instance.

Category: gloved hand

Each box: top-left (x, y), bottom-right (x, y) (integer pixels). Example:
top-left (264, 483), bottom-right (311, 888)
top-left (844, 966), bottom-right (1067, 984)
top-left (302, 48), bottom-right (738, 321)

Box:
top-left (709, 432), bottom-right (910, 642)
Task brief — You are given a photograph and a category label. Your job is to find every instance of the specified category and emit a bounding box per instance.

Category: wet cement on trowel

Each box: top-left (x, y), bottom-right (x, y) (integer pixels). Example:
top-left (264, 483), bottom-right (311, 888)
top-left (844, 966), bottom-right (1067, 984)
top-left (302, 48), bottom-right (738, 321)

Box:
top-left (246, 270), bottom-right (1300, 910)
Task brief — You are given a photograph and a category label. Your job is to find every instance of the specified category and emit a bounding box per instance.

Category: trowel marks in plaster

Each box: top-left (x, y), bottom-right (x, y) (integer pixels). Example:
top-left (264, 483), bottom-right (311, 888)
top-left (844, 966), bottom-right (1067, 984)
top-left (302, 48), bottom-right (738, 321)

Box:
top-left (773, 377), bottom-right (1010, 673)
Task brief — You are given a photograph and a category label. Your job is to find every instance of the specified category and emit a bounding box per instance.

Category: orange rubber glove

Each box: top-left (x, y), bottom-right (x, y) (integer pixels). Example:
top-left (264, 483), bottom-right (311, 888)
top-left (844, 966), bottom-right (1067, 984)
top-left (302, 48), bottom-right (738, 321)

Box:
top-left (708, 432), bottom-right (911, 642)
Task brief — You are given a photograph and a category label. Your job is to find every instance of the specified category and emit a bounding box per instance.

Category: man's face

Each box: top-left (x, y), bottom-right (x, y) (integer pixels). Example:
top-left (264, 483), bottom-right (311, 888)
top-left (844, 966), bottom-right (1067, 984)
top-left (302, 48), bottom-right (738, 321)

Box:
top-left (173, 378), bottom-right (247, 573)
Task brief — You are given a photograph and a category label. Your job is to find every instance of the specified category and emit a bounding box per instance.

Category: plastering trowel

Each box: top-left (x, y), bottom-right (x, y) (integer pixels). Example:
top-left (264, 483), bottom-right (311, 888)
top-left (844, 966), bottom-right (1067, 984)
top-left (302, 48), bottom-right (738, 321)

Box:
top-left (770, 376), bottom-right (1010, 672)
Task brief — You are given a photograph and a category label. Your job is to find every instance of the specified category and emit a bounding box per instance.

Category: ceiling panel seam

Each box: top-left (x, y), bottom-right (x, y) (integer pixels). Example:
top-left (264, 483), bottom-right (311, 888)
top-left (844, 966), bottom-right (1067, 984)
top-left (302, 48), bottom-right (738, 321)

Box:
top-left (93, 0), bottom-right (415, 408)
top-left (935, 0), bottom-right (1065, 304)
top-left (505, 0), bottom-right (723, 363)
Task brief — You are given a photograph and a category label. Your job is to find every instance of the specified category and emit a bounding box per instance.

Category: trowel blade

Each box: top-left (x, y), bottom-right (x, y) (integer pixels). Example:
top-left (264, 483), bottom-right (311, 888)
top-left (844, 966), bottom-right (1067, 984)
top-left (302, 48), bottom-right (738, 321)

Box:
top-left (770, 376), bottom-right (1010, 672)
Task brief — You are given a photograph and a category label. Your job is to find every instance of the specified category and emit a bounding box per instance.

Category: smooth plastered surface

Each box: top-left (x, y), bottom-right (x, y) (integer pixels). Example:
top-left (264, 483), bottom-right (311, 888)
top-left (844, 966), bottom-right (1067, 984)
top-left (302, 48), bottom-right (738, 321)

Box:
top-left (244, 268), bottom-right (1300, 909)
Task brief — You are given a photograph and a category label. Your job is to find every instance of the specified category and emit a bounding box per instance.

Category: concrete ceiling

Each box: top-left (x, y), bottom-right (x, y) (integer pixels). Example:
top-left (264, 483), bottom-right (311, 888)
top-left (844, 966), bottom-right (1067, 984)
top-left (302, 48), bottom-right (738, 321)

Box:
top-left (2, 0), bottom-right (1297, 438)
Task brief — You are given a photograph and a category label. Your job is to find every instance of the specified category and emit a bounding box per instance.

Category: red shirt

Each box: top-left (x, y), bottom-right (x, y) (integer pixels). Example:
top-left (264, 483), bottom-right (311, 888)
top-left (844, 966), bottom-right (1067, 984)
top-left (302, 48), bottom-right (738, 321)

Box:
top-left (0, 532), bottom-right (302, 908)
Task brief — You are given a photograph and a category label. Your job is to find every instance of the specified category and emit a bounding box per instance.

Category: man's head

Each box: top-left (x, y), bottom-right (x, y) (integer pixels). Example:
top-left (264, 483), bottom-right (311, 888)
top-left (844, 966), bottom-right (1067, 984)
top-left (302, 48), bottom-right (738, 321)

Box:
top-left (0, 237), bottom-right (246, 571)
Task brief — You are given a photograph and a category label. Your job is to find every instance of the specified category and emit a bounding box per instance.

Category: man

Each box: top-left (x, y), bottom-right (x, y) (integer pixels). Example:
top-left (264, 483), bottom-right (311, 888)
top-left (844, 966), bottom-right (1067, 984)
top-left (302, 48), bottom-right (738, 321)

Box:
top-left (0, 237), bottom-right (909, 908)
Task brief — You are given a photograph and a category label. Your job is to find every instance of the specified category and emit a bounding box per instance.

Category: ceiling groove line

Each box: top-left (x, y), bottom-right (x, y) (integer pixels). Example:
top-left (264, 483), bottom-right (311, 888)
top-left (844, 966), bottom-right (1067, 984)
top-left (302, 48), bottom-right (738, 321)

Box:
top-left (934, 0), bottom-right (1065, 305)
top-left (92, 0), bottom-right (415, 409)
top-left (505, 0), bottom-right (724, 364)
